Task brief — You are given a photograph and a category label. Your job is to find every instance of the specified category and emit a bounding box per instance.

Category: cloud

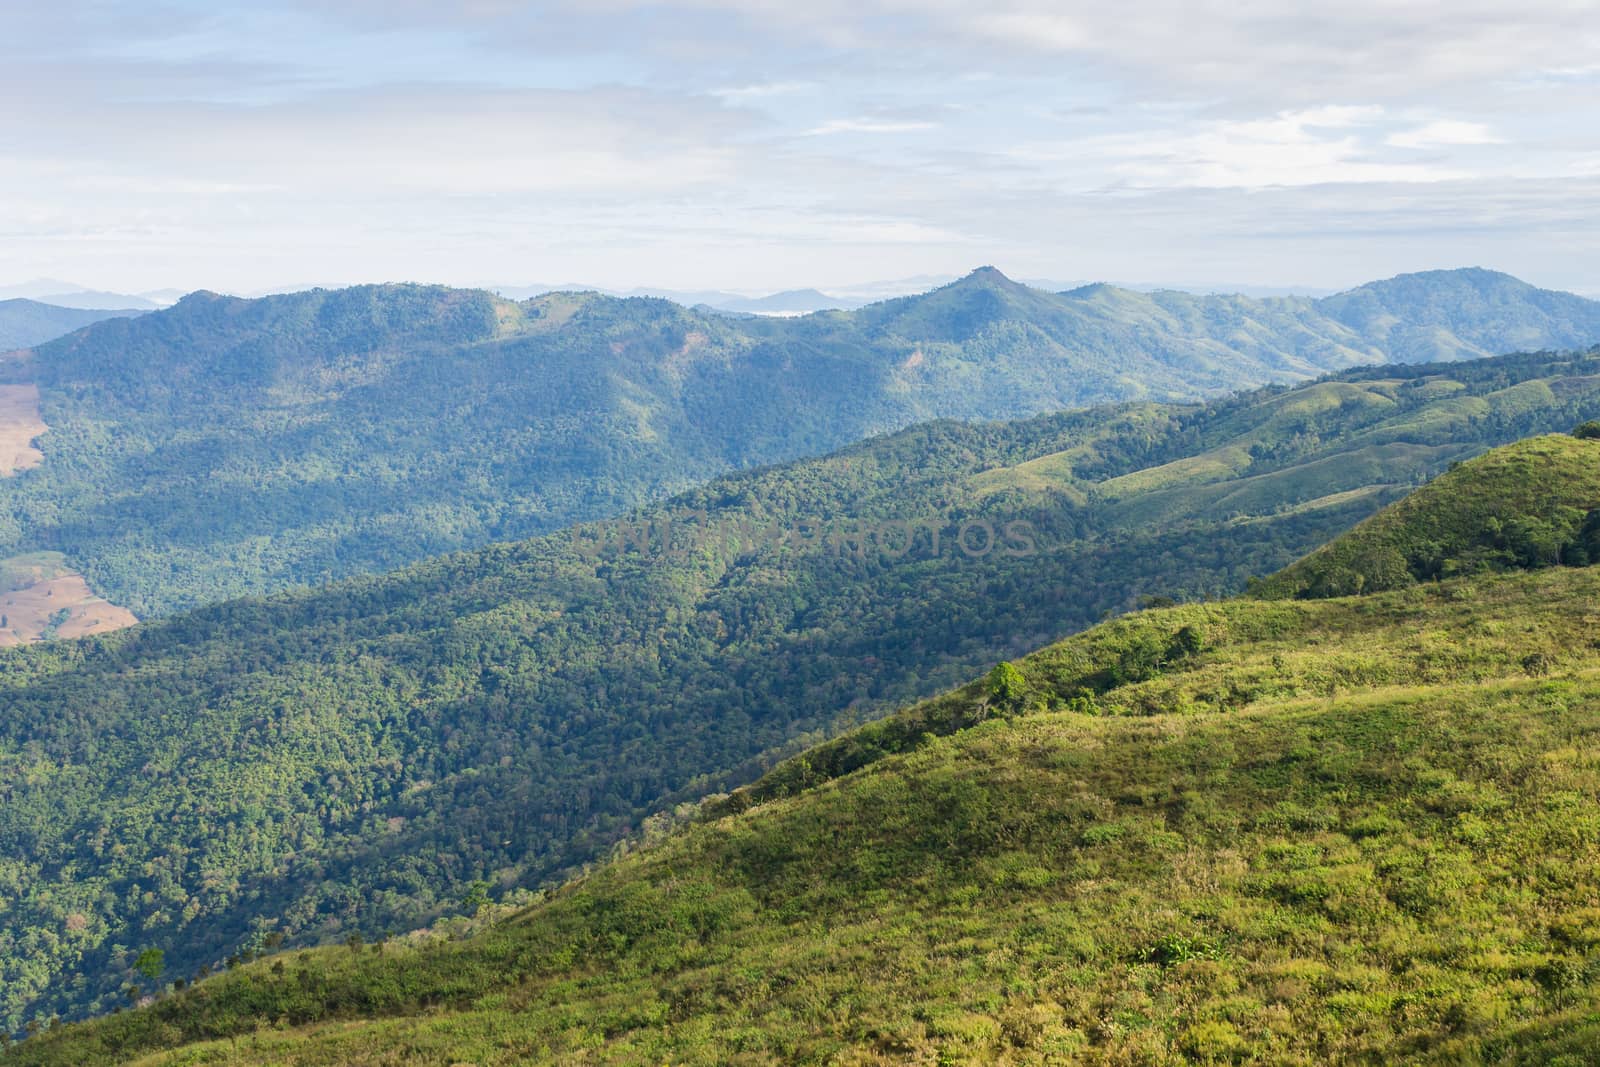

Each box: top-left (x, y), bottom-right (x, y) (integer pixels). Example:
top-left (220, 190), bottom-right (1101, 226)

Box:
top-left (711, 81), bottom-right (814, 100)
top-left (1012, 107), bottom-right (1478, 190)
top-left (804, 117), bottom-right (939, 136)
top-left (2, 1), bottom-right (1598, 297)
top-left (1386, 121), bottom-right (1504, 149)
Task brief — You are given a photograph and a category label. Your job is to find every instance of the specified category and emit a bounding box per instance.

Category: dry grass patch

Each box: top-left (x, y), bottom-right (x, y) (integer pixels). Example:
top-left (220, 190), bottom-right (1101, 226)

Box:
top-left (0, 552), bottom-right (138, 645)
top-left (0, 383), bottom-right (46, 475)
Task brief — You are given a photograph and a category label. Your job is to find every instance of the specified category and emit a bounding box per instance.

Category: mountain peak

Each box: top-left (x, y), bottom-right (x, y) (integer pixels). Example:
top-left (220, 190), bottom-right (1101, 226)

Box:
top-left (955, 265), bottom-right (1022, 289)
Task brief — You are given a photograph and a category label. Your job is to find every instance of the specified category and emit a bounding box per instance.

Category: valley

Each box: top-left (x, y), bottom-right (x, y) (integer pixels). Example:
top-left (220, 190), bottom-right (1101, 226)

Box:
top-left (10, 434), bottom-right (1600, 1065)
top-left (0, 347), bottom-right (1598, 1033)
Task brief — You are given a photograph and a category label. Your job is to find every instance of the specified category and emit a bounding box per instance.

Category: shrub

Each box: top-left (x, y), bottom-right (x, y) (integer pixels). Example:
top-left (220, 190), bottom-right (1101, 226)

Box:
top-left (1139, 934), bottom-right (1224, 967)
top-left (985, 662), bottom-right (1030, 710)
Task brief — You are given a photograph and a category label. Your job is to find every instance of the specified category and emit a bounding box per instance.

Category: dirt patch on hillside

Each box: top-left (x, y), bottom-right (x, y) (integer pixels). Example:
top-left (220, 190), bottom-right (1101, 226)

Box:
top-left (0, 383), bottom-right (46, 475)
top-left (0, 557), bottom-right (138, 645)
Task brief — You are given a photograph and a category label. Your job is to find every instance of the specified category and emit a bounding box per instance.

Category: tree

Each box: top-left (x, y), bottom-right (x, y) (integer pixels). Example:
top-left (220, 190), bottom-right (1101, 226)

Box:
top-left (986, 662), bottom-right (1030, 711)
top-left (133, 948), bottom-right (165, 983)
top-left (1170, 625), bottom-right (1204, 659)
top-left (462, 881), bottom-right (492, 915)
top-left (1572, 421), bottom-right (1600, 440)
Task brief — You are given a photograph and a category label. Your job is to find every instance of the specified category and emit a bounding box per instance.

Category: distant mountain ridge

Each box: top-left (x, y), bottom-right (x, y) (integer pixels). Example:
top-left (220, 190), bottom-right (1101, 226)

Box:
top-left (1314, 267), bottom-right (1600, 362)
top-left (0, 300), bottom-right (143, 352)
top-left (1, 266), bottom-right (1598, 619)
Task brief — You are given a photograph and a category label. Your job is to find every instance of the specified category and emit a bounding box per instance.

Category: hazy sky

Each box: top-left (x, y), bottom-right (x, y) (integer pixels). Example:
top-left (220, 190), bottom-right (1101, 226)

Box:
top-left (5, 1), bottom-right (1600, 295)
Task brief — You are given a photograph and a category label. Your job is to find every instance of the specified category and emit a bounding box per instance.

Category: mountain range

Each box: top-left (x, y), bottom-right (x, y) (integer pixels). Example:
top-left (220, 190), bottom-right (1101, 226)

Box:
top-left (2, 266), bottom-right (1599, 629)
top-left (8, 429), bottom-right (1600, 1063)
top-left (1, 344), bottom-right (1598, 1032)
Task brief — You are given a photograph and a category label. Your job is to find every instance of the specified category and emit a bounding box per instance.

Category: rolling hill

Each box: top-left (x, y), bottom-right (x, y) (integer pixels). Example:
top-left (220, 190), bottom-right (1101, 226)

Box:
top-left (1, 267), bottom-right (1598, 622)
top-left (1, 350), bottom-right (1599, 1034)
top-left (10, 433), bottom-right (1600, 1064)
top-left (1258, 434), bottom-right (1600, 598)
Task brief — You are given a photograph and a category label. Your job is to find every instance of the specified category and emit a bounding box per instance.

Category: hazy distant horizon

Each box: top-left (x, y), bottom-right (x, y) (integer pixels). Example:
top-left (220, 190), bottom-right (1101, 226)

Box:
top-left (11, 264), bottom-right (1600, 313)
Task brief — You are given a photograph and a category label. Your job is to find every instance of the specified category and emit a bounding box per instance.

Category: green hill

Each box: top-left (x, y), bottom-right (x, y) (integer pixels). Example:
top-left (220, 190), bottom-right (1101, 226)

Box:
top-left (1257, 434), bottom-right (1600, 599)
top-left (1, 350), bottom-right (1600, 1035)
top-left (10, 446), bottom-right (1600, 1064)
top-left (3, 268), bottom-right (1599, 618)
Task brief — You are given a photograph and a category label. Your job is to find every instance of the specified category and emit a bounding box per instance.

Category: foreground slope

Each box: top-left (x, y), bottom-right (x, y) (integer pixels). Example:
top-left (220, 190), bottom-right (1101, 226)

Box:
top-left (12, 442), bottom-right (1600, 1064)
top-left (2, 268), bottom-right (1598, 617)
top-left (2, 354), bottom-right (1600, 1032)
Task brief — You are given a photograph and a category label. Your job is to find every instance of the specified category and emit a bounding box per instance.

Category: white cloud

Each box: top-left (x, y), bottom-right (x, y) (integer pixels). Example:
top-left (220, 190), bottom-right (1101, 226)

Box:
top-left (2, 1), bottom-right (1599, 295)
top-left (1015, 107), bottom-right (1475, 190)
top-left (710, 81), bottom-right (814, 100)
top-left (804, 117), bottom-right (939, 136)
top-left (965, 11), bottom-right (1090, 51)
top-left (1387, 121), bottom-right (1504, 149)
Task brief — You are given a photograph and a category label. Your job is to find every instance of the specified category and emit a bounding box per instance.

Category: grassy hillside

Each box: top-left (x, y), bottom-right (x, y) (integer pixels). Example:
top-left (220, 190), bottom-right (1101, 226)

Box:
top-left (1, 351), bottom-right (1600, 1033)
top-left (0, 302), bottom-right (140, 353)
top-left (2, 268), bottom-right (1598, 617)
top-left (1258, 434), bottom-right (1600, 598)
top-left (11, 560), bottom-right (1600, 1063)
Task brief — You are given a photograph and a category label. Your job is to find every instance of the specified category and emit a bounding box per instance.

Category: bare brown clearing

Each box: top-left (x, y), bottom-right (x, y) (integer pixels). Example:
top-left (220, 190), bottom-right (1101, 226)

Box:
top-left (0, 382), bottom-right (46, 475)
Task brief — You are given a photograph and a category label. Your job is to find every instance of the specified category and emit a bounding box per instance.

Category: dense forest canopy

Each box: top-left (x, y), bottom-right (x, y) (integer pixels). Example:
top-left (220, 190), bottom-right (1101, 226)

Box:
top-left (2, 347), bottom-right (1599, 1032)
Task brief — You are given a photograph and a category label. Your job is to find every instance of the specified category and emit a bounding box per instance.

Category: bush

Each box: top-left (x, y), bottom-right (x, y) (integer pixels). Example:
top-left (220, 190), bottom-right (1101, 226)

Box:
top-left (1572, 421), bottom-right (1600, 440)
top-left (985, 662), bottom-right (1030, 710)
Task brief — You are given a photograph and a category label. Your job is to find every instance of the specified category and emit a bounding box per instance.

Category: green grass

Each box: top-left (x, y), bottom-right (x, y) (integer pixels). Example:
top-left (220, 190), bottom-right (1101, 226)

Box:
top-left (1258, 434), bottom-right (1600, 598)
top-left (13, 562), bottom-right (1600, 1066)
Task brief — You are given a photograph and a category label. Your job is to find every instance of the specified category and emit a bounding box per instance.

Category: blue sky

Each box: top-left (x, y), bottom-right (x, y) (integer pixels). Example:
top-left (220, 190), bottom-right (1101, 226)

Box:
top-left (5, 1), bottom-right (1600, 295)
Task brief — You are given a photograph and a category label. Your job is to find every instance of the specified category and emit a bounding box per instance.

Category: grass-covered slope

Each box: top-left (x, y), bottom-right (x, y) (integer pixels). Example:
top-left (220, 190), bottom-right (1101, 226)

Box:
top-left (1257, 434), bottom-right (1600, 599)
top-left (12, 564), bottom-right (1600, 1065)
top-left (3, 268), bottom-right (1598, 617)
top-left (3, 352), bottom-right (1600, 1034)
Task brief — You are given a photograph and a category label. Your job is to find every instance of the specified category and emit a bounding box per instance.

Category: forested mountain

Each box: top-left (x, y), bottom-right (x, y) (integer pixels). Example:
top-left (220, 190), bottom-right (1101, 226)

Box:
top-left (1313, 267), bottom-right (1600, 362)
top-left (11, 433), bottom-right (1600, 1065)
top-left (3, 267), bottom-right (1598, 618)
top-left (0, 301), bottom-right (140, 353)
top-left (2, 348), bottom-right (1599, 1033)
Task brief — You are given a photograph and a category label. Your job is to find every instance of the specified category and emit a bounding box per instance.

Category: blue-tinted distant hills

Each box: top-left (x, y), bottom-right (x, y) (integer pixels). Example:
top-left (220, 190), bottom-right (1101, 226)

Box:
top-left (0, 298), bottom-right (143, 351)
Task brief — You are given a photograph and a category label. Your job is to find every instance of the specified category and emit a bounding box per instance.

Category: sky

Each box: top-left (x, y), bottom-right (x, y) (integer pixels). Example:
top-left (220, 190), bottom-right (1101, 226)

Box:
top-left (4, 1), bottom-right (1600, 297)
